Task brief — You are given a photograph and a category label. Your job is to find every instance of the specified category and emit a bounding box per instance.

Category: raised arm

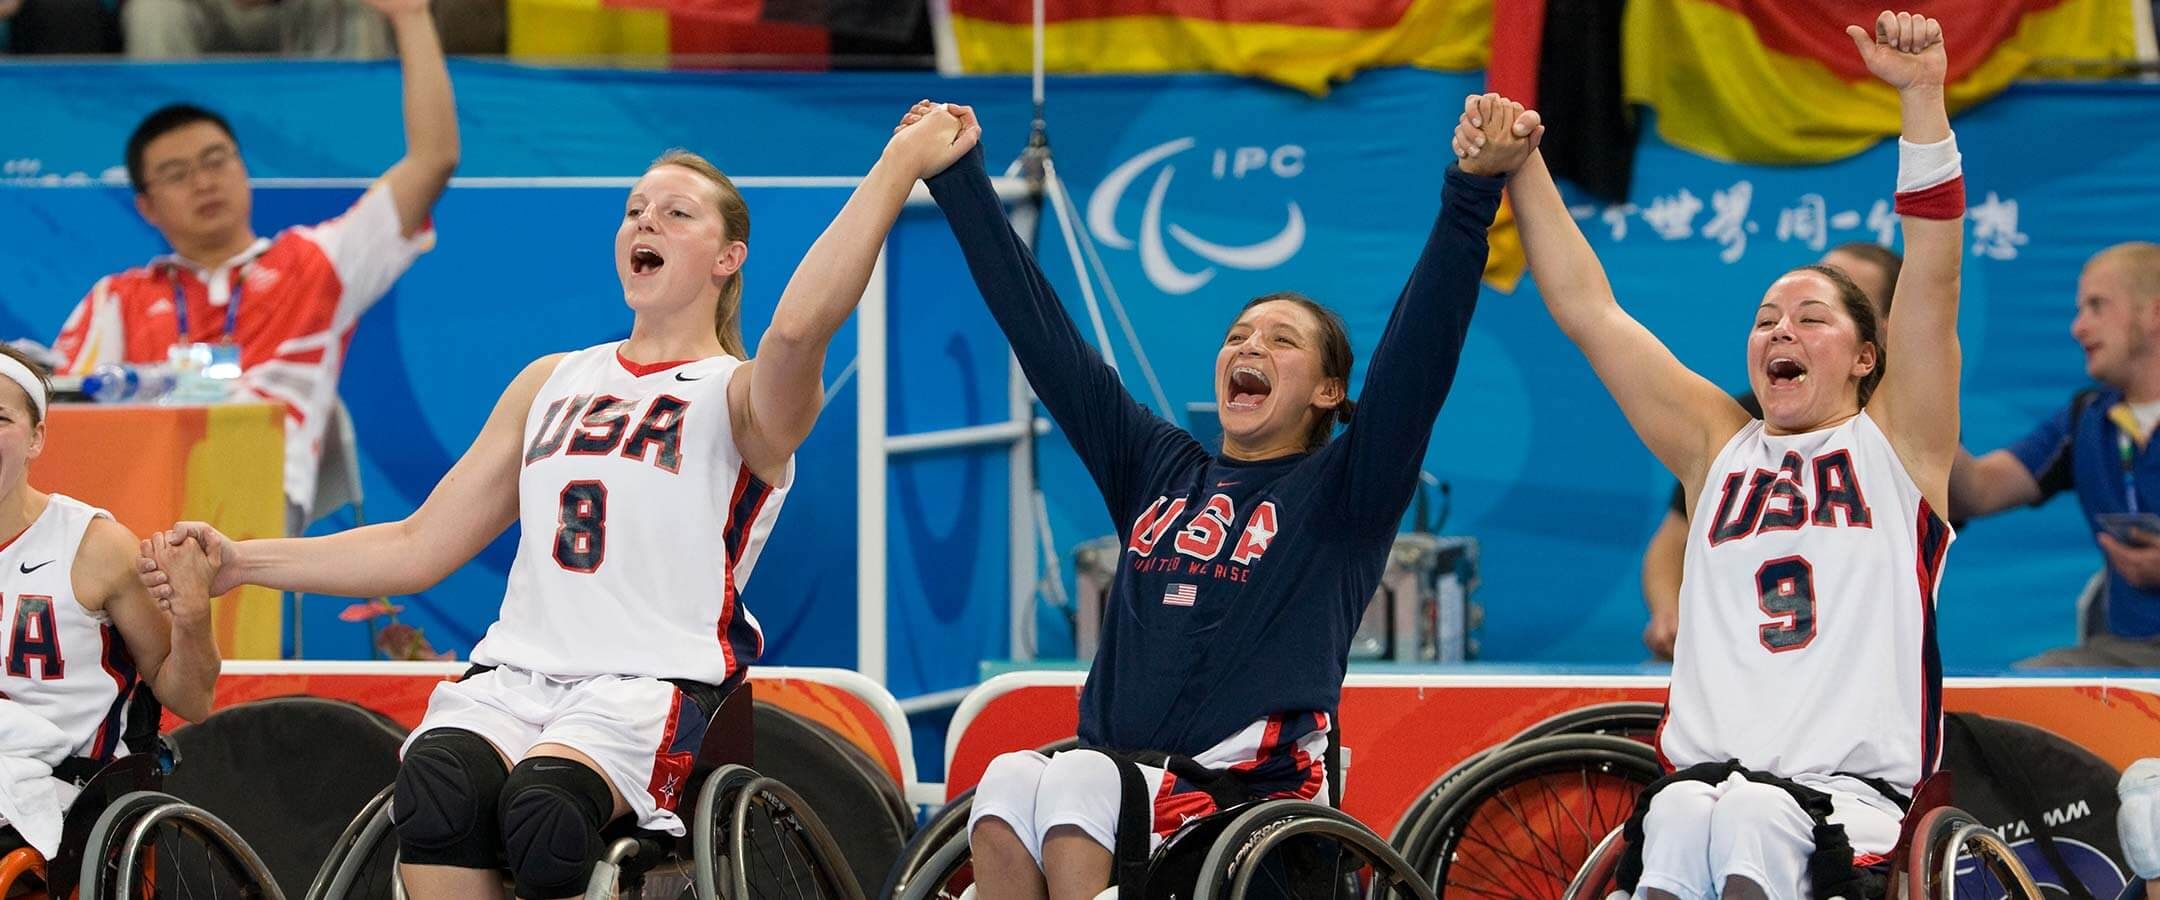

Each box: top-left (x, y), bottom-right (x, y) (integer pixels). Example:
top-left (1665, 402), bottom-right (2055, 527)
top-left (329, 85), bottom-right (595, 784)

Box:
top-left (1464, 102), bottom-right (1749, 492)
top-left (144, 355), bottom-right (560, 601)
top-left (366, 0), bottom-right (460, 237)
top-left (1330, 96), bottom-right (1512, 534)
top-left (1849, 11), bottom-right (1963, 512)
top-left (922, 110), bottom-right (1193, 518)
top-left (730, 105), bottom-right (978, 483)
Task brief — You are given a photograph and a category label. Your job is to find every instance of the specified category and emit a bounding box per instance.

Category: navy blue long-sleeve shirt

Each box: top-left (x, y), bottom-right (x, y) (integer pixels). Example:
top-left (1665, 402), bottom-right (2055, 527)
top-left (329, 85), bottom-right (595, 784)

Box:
top-left (927, 147), bottom-right (1503, 756)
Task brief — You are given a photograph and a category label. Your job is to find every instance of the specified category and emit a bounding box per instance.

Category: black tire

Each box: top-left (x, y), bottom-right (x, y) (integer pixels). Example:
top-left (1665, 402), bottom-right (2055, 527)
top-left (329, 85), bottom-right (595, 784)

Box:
top-left (304, 785), bottom-right (397, 900)
top-left (1910, 806), bottom-right (2045, 900)
top-left (79, 789), bottom-right (179, 898)
top-left (879, 791), bottom-right (972, 900)
top-left (1188, 801), bottom-right (1436, 900)
top-left (722, 775), bottom-right (866, 900)
top-left (1389, 752), bottom-right (1490, 851)
top-left (755, 702), bottom-right (911, 897)
top-left (877, 737), bottom-right (1077, 900)
top-left (1404, 734), bottom-right (1662, 899)
top-left (891, 831), bottom-right (971, 900)
top-left (1391, 703), bottom-right (1659, 851)
top-left (1505, 702), bottom-right (1663, 745)
top-left (83, 791), bottom-right (283, 900)
top-left (694, 764), bottom-right (765, 900)
top-left (167, 696), bottom-right (406, 897)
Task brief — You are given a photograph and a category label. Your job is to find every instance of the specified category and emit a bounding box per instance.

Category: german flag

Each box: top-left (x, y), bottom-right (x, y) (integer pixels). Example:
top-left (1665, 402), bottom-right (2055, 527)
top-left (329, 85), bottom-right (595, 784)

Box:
top-left (507, 0), bottom-right (924, 68)
top-left (1622, 0), bottom-right (2139, 163)
top-left (938, 0), bottom-right (1492, 94)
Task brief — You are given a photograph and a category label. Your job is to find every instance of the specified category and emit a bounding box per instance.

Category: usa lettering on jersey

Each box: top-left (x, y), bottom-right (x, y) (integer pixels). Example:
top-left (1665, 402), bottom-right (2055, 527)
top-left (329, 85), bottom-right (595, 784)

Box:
top-left (524, 393), bottom-right (691, 473)
top-left (1125, 493), bottom-right (1279, 584)
top-left (1707, 448), bottom-right (1873, 546)
top-left (3, 593), bottom-right (65, 680)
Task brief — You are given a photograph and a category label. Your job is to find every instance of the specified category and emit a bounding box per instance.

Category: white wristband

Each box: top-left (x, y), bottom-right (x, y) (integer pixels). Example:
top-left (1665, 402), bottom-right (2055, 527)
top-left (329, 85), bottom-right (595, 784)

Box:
top-left (1896, 134), bottom-right (1961, 194)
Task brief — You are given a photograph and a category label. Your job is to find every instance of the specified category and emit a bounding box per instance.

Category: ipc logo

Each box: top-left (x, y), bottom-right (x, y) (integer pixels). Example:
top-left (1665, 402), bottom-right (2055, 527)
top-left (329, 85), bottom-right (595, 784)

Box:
top-left (1085, 137), bottom-right (1306, 296)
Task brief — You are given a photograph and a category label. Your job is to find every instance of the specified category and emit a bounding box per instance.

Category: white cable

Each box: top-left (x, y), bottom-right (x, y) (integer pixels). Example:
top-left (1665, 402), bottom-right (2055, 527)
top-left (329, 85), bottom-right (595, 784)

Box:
top-left (1050, 165), bottom-right (1175, 418)
top-left (1039, 160), bottom-right (1121, 374)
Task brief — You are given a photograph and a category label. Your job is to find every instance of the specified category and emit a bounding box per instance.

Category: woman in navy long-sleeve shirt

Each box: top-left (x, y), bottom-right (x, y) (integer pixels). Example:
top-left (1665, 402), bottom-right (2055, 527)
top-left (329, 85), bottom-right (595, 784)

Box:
top-left (911, 99), bottom-right (1527, 899)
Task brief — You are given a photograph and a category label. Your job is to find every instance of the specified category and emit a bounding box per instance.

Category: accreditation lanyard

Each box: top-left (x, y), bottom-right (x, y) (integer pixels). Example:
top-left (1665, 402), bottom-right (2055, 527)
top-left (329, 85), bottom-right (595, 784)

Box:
top-left (2121, 431), bottom-right (2143, 515)
top-left (169, 266), bottom-right (242, 344)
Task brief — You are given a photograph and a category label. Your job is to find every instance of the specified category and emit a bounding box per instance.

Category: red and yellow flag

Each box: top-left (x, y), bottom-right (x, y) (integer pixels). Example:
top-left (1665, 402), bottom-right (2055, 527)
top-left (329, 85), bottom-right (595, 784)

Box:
top-left (941, 0), bottom-right (1492, 94)
top-left (506, 0), bottom-right (869, 67)
top-left (1624, 0), bottom-right (2137, 163)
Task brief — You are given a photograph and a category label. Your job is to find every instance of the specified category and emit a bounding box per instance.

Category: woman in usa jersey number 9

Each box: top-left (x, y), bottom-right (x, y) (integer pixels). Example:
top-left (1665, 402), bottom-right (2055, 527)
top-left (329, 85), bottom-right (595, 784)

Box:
top-left (1461, 11), bottom-right (1966, 900)
top-left (134, 108), bottom-right (982, 899)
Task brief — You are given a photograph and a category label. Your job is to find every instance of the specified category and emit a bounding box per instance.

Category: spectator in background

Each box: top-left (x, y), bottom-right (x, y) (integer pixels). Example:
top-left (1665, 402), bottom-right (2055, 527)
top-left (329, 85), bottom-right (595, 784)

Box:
top-left (56, 0), bottom-right (456, 536)
top-left (1950, 241), bottom-right (2160, 669)
top-left (1638, 242), bottom-right (1901, 659)
top-left (1, 0), bottom-right (122, 53)
top-left (124, 0), bottom-right (392, 57)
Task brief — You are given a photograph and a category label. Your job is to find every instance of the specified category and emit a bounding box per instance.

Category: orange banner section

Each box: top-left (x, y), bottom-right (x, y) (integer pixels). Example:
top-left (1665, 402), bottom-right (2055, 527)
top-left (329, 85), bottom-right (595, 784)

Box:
top-left (944, 0), bottom-right (1490, 94)
top-left (31, 403), bottom-right (285, 659)
top-left (948, 674), bottom-right (2160, 835)
top-left (1623, 0), bottom-right (2135, 162)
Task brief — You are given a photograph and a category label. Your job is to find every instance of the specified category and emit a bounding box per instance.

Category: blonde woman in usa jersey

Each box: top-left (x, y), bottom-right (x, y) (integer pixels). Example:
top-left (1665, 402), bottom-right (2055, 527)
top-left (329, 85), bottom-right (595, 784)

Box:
top-left (139, 108), bottom-right (984, 900)
top-left (0, 346), bottom-right (220, 861)
top-left (1455, 11), bottom-right (1967, 900)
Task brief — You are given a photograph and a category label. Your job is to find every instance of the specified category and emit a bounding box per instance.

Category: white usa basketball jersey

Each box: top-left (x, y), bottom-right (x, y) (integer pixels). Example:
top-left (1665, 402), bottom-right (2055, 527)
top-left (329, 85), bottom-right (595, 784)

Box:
top-left (473, 342), bottom-right (792, 686)
top-left (1661, 412), bottom-right (1949, 796)
top-left (0, 494), bottom-right (141, 761)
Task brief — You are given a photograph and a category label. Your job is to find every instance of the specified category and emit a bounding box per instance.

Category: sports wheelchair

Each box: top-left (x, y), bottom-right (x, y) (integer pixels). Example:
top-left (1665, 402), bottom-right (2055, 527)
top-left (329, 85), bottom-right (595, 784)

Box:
top-left (882, 735), bottom-right (1434, 900)
top-left (1, 685), bottom-right (281, 900)
top-left (1388, 701), bottom-right (2046, 900)
top-left (1559, 779), bottom-right (2041, 900)
top-left (307, 681), bottom-right (861, 900)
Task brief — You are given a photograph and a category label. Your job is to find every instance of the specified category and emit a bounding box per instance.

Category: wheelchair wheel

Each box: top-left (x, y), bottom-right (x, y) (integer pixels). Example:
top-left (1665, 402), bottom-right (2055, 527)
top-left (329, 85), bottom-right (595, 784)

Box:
top-left (1558, 828), bottom-right (1624, 900)
top-left (693, 767), bottom-right (862, 900)
top-left (81, 790), bottom-right (283, 900)
top-left (169, 697), bottom-right (405, 897)
top-left (878, 738), bottom-right (1077, 900)
top-left (303, 785), bottom-right (397, 900)
top-left (1403, 734), bottom-right (1661, 899)
top-left (1906, 806), bottom-right (2043, 900)
top-left (1189, 800), bottom-right (1435, 900)
top-left (1504, 703), bottom-right (1662, 746)
top-left (753, 703), bottom-right (913, 897)
top-left (1390, 703), bottom-right (1661, 850)
top-left (879, 793), bottom-right (970, 900)
top-left (890, 833), bottom-right (969, 900)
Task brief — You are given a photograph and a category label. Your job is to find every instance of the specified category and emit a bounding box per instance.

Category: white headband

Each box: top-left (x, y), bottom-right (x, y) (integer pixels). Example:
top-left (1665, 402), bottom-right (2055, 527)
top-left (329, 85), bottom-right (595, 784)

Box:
top-left (0, 355), bottom-right (49, 420)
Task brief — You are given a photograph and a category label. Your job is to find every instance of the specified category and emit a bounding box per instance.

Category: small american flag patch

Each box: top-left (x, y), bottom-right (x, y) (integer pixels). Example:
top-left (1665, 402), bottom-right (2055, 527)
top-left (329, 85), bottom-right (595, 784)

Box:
top-left (1162, 583), bottom-right (1197, 606)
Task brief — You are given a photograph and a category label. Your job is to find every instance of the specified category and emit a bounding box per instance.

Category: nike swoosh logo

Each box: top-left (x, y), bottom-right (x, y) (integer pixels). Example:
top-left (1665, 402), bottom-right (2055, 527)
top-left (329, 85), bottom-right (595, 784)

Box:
top-left (674, 372), bottom-right (704, 382)
top-left (1215, 481), bottom-right (1241, 487)
top-left (19, 560), bottom-right (53, 574)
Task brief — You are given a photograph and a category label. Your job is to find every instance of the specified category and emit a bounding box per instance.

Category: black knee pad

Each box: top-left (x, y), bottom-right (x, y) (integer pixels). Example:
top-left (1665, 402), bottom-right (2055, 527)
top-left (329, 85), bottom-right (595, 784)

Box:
top-left (498, 757), bottom-right (614, 899)
top-left (393, 728), bottom-right (509, 870)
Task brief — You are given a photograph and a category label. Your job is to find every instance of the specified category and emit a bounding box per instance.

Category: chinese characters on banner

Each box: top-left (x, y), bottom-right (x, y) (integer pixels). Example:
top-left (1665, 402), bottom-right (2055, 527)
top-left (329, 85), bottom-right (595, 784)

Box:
top-left (1569, 185), bottom-right (2029, 262)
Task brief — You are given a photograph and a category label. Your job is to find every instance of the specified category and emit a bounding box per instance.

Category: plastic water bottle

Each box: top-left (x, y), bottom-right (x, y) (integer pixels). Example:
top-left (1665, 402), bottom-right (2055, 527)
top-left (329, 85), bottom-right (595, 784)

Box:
top-left (80, 363), bottom-right (176, 404)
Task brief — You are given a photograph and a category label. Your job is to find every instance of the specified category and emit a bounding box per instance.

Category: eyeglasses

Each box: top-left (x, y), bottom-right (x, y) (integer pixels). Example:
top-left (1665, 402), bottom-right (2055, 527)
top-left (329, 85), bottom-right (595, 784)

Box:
top-left (145, 146), bottom-right (237, 191)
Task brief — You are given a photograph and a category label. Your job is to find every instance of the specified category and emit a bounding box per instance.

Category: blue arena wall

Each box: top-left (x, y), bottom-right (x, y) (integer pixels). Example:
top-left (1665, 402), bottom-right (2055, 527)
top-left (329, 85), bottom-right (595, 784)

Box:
top-left (1, 61), bottom-right (2155, 686)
